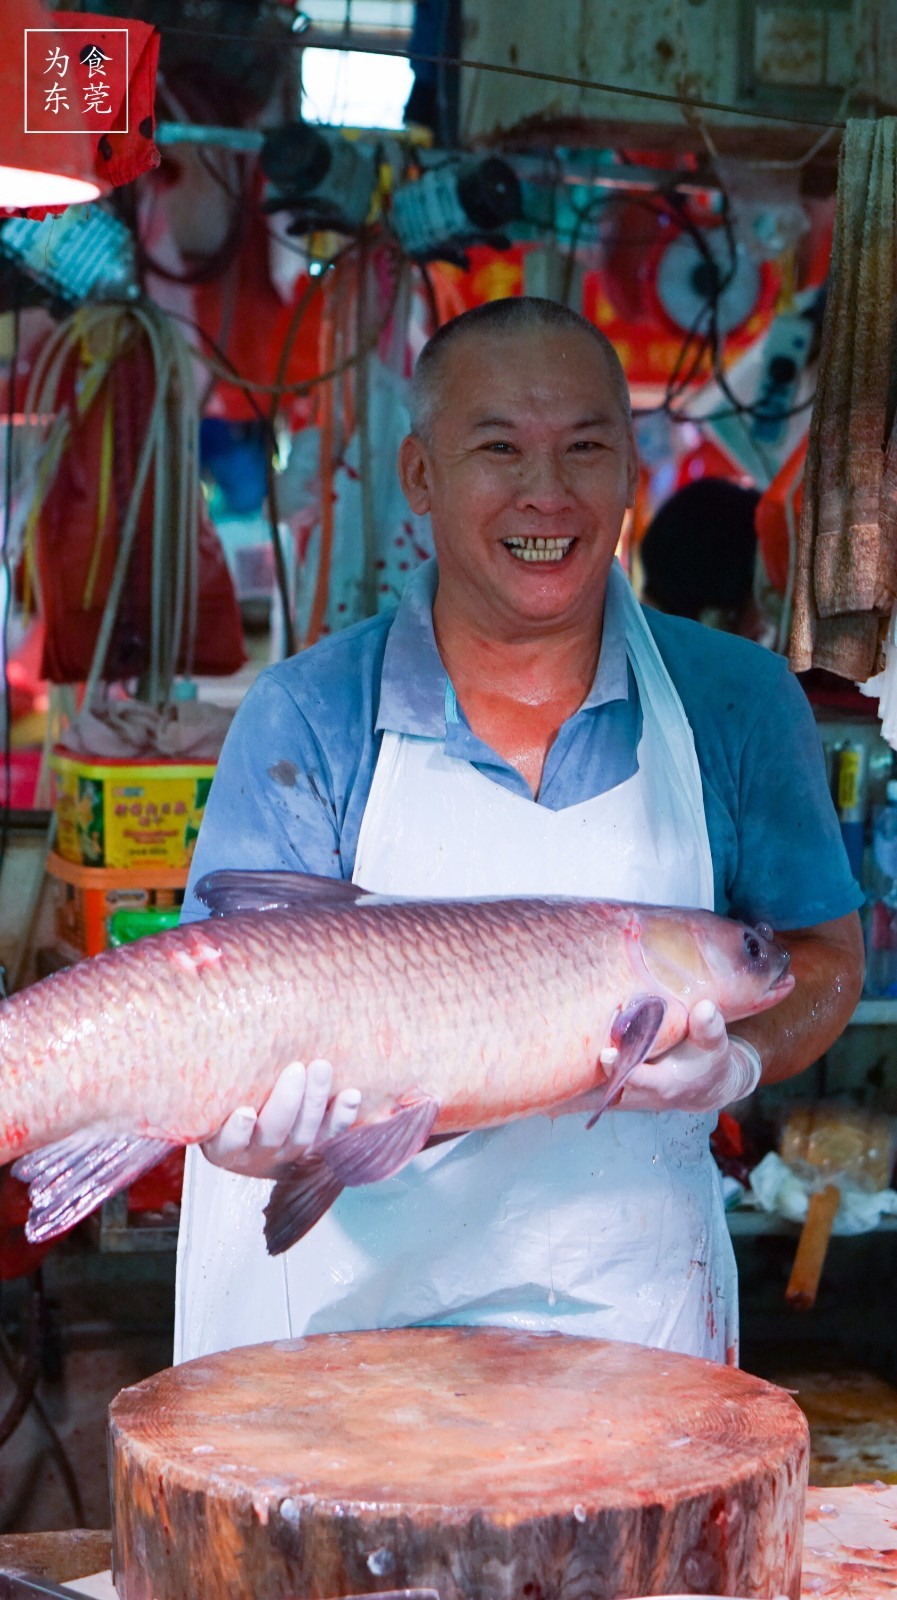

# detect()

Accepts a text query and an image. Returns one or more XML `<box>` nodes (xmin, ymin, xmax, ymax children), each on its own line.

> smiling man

<box><xmin>174</xmin><ymin>297</ymin><xmax>864</xmax><ymax>1367</ymax></box>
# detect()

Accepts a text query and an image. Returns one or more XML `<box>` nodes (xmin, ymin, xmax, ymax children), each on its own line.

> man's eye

<box><xmin>482</xmin><ymin>441</ymin><xmax>515</xmax><ymax>453</ymax></box>
<box><xmin>570</xmin><ymin>439</ymin><xmax>602</xmax><ymax>452</ymax></box>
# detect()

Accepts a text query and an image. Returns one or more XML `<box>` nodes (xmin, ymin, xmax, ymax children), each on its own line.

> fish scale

<box><xmin>0</xmin><ymin>873</ymin><xmax>793</xmax><ymax>1251</ymax></box>
<box><xmin>0</xmin><ymin>895</ymin><xmax>761</xmax><ymax>1153</ymax></box>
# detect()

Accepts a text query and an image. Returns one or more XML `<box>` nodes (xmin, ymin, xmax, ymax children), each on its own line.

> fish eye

<box><xmin>744</xmin><ymin>931</ymin><xmax>763</xmax><ymax>961</ymax></box>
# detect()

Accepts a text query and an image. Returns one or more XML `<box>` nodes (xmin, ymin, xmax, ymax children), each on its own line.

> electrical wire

<box><xmin>123</xmin><ymin>74</ymin><xmax>821</xmax><ymax>626</ymax></box>
<box><xmin>135</xmin><ymin>77</ymin><xmax>250</xmax><ymax>289</ymax></box>
<box><xmin>263</xmin><ymin>238</ymin><xmax>363</xmax><ymax>656</ymax></box>
<box><xmin>538</xmin><ymin>183</ymin><xmax>723</xmax><ymax>420</ymax></box>
<box><xmin>136</xmin><ymin>179</ymin><xmax>246</xmax><ymax>290</ymax></box>
<box><xmin>0</xmin><ymin>291</ymin><xmax>19</xmax><ymax>885</ymax></box>
<box><xmin>136</xmin><ymin>24</ymin><xmax>828</xmax><ymax>434</ymax></box>
<box><xmin>659</xmin><ymin>196</ymin><xmax>819</xmax><ymax>428</ymax></box>
<box><xmin>156</xmin><ymin>25</ymin><xmax>854</xmax><ymax>135</ymax></box>
<box><xmin>174</xmin><ymin>234</ymin><xmax>405</xmax><ymax>400</ymax></box>
<box><xmin>550</xmin><ymin>181</ymin><xmax>820</xmax><ymax>429</ymax></box>
<box><xmin>162</xmin><ymin>306</ymin><xmax>304</xmax><ymax>655</ymax></box>
<box><xmin>0</xmin><ymin>1310</ymin><xmax>37</xmax><ymax>1452</ymax></box>
<box><xmin>0</xmin><ymin>1278</ymin><xmax>85</xmax><ymax>1526</ymax></box>
<box><xmin>164</xmin><ymin>236</ymin><xmax>368</xmax><ymax>656</ymax></box>
<box><xmin>18</xmin><ymin>303</ymin><xmax>203</xmax><ymax>709</ymax></box>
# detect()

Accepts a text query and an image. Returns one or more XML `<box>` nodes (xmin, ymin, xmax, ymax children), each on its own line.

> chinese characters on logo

<box><xmin>25</xmin><ymin>30</ymin><xmax>128</xmax><ymax>134</ymax></box>
<box><xmin>43</xmin><ymin>41</ymin><xmax>113</xmax><ymax>117</ymax></box>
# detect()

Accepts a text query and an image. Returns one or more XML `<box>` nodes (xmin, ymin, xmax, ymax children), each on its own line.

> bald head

<box><xmin>409</xmin><ymin>297</ymin><xmax>632</xmax><ymax>445</ymax></box>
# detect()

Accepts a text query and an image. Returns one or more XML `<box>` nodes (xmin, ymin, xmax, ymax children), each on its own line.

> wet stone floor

<box><xmin>766</xmin><ymin>1369</ymin><xmax>897</xmax><ymax>1487</ymax></box>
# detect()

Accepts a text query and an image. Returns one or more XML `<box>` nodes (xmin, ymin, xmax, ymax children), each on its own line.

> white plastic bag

<box><xmin>747</xmin><ymin>1149</ymin><xmax>897</xmax><ymax>1233</ymax></box>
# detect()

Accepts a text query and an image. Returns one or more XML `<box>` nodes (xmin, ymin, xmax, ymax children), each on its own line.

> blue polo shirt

<box><xmin>183</xmin><ymin>560</ymin><xmax>862</xmax><ymax>932</ymax></box>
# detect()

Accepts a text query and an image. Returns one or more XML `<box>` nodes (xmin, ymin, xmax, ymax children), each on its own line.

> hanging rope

<box><xmin>17</xmin><ymin>300</ymin><xmax>202</xmax><ymax>710</ymax></box>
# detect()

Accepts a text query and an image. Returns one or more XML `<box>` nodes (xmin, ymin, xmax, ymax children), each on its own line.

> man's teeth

<box><xmin>503</xmin><ymin>537</ymin><xmax>574</xmax><ymax>563</ymax></box>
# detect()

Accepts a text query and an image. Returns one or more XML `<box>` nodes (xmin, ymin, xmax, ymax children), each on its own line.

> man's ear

<box><xmin>398</xmin><ymin>433</ymin><xmax>432</xmax><ymax>514</ymax></box>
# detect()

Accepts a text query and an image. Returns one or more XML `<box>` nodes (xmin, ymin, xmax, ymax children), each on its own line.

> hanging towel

<box><xmin>790</xmin><ymin>118</ymin><xmax>897</xmax><ymax>680</ymax></box>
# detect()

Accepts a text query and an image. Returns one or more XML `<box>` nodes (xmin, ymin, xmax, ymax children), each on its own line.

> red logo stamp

<box><xmin>24</xmin><ymin>27</ymin><xmax>128</xmax><ymax>135</ymax></box>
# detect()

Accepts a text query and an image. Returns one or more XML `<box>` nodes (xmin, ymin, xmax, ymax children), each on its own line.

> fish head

<box><xmin>636</xmin><ymin>910</ymin><xmax>794</xmax><ymax>1023</ymax></box>
<box><xmin>698</xmin><ymin>916</ymin><xmax>794</xmax><ymax>1018</ymax></box>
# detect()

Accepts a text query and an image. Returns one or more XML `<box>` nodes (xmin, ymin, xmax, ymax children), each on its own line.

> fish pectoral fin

<box><xmin>320</xmin><ymin>1096</ymin><xmax>441</xmax><ymax>1186</ymax></box>
<box><xmin>12</xmin><ymin>1131</ymin><xmax>177</xmax><ymax>1243</ymax></box>
<box><xmin>585</xmin><ymin>995</ymin><xmax>668</xmax><ymax>1130</ymax></box>
<box><xmin>264</xmin><ymin>1155</ymin><xmax>344</xmax><ymax>1255</ymax></box>
<box><xmin>195</xmin><ymin>869</ymin><xmax>365</xmax><ymax>917</ymax></box>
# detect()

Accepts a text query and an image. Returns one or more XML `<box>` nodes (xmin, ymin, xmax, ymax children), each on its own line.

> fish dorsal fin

<box><xmin>195</xmin><ymin>870</ymin><xmax>365</xmax><ymax>917</ymax></box>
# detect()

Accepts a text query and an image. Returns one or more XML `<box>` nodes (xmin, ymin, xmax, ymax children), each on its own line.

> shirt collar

<box><xmin>376</xmin><ymin>557</ymin><xmax>631</xmax><ymax>736</ymax></box>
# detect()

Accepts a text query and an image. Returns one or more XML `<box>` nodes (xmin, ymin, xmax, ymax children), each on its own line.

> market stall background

<box><xmin>0</xmin><ymin>0</ymin><xmax>895</xmax><ymax>1577</ymax></box>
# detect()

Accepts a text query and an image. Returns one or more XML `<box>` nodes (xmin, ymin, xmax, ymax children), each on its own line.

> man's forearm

<box><xmin>735</xmin><ymin>911</ymin><xmax>865</xmax><ymax>1086</ymax></box>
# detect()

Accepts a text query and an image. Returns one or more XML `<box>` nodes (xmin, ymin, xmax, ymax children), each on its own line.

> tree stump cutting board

<box><xmin>109</xmin><ymin>1329</ymin><xmax>808</xmax><ymax>1600</ymax></box>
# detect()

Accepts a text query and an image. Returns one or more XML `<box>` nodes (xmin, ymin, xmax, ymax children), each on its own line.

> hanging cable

<box><xmin>18</xmin><ymin>301</ymin><xmax>204</xmax><ymax>711</ymax></box>
<box><xmin>161</xmin><ymin>307</ymin><xmax>296</xmax><ymax>655</ymax></box>
<box><xmin>135</xmin><ymin>76</ymin><xmax>250</xmax><ymax>290</ymax></box>
<box><xmin>0</xmin><ymin>289</ymin><xmax>19</xmax><ymax>881</ymax></box>
<box><xmin>0</xmin><ymin>1276</ymin><xmax>85</xmax><ymax>1525</ymax></box>
<box><xmin>155</xmin><ymin>24</ymin><xmax>853</xmax><ymax>135</ymax></box>
<box><xmin>561</xmin><ymin>184</ymin><xmax>820</xmax><ymax>428</ymax></box>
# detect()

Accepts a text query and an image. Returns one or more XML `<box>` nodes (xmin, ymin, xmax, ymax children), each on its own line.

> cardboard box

<box><xmin>46</xmin><ymin>851</ymin><xmax>187</xmax><ymax>959</ymax></box>
<box><xmin>51</xmin><ymin>750</ymin><xmax>215</xmax><ymax>870</ymax></box>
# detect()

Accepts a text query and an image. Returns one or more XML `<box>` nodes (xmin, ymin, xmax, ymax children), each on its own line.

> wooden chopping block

<box><xmin>0</xmin><ymin>1531</ymin><xmax>111</xmax><ymax>1585</ymax></box>
<box><xmin>109</xmin><ymin>1328</ymin><xmax>809</xmax><ymax>1600</ymax></box>
<box><xmin>782</xmin><ymin>1106</ymin><xmax>896</xmax><ymax>1311</ymax></box>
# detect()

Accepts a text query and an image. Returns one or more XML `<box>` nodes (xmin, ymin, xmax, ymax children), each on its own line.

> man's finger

<box><xmin>203</xmin><ymin>1105</ymin><xmax>257</xmax><ymax>1163</ymax></box>
<box><xmin>320</xmin><ymin>1087</ymin><xmax>362</xmax><ymax>1142</ymax></box>
<box><xmin>688</xmin><ymin>999</ymin><xmax>726</xmax><ymax>1048</ymax></box>
<box><xmin>289</xmin><ymin>1057</ymin><xmax>334</xmax><ymax>1149</ymax></box>
<box><xmin>252</xmin><ymin>1062</ymin><xmax>309</xmax><ymax>1152</ymax></box>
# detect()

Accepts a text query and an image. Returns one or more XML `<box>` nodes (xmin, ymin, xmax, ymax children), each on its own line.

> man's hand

<box><xmin>617</xmin><ymin>999</ymin><xmax>762</xmax><ymax>1114</ymax></box>
<box><xmin>201</xmin><ymin>1060</ymin><xmax>361</xmax><ymax>1178</ymax></box>
<box><xmin>735</xmin><ymin>912</ymin><xmax>864</xmax><ymax>1085</ymax></box>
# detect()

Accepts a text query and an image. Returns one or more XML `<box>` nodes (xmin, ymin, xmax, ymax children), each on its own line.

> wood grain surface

<box><xmin>0</xmin><ymin>1530</ymin><xmax>111</xmax><ymax>1583</ymax></box>
<box><xmin>109</xmin><ymin>1329</ymin><xmax>808</xmax><ymax>1600</ymax></box>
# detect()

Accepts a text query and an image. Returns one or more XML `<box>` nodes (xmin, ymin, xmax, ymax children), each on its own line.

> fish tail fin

<box><xmin>264</xmin><ymin>1156</ymin><xmax>344</xmax><ymax>1256</ymax></box>
<box><xmin>586</xmin><ymin>996</ymin><xmax>667</xmax><ymax>1129</ymax></box>
<box><xmin>13</xmin><ymin>1131</ymin><xmax>177</xmax><ymax>1242</ymax></box>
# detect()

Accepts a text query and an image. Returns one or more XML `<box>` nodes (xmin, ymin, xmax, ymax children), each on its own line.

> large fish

<box><xmin>0</xmin><ymin>871</ymin><xmax>793</xmax><ymax>1254</ymax></box>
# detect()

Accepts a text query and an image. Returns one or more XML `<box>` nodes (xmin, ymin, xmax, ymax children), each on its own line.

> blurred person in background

<box><xmin>640</xmin><ymin>477</ymin><xmax>775</xmax><ymax>646</ymax></box>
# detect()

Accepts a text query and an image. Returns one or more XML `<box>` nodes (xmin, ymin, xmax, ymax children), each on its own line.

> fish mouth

<box><xmin>768</xmin><ymin>946</ymin><xmax>792</xmax><ymax>992</ymax></box>
<box><xmin>755</xmin><ymin>947</ymin><xmax>795</xmax><ymax>1011</ymax></box>
<box><xmin>502</xmin><ymin>536</ymin><xmax>576</xmax><ymax>565</ymax></box>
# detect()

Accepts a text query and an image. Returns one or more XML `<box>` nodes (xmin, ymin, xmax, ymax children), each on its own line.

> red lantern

<box><xmin>2</xmin><ymin>0</ymin><xmax>109</xmax><ymax>209</ymax></box>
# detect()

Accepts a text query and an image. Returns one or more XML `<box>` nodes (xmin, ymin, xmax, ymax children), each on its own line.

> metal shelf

<box><xmin>851</xmin><ymin>999</ymin><xmax>897</xmax><ymax>1024</ymax></box>
<box><xmin>727</xmin><ymin>1209</ymin><xmax>897</xmax><ymax>1236</ymax></box>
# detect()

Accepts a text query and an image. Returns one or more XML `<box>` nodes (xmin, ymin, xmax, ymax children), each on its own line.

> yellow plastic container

<box><xmin>51</xmin><ymin>750</ymin><xmax>216</xmax><ymax>870</ymax></box>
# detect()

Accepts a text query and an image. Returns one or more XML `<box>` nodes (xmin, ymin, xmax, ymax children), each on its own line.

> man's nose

<box><xmin>515</xmin><ymin>451</ymin><xmax>574</xmax><ymax>512</ymax></box>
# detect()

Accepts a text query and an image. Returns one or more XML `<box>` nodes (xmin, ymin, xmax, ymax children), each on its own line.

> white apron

<box><xmin>175</xmin><ymin>564</ymin><xmax>738</xmax><ymax>1366</ymax></box>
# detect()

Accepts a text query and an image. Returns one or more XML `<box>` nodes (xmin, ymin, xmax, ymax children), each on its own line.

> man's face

<box><xmin>399</xmin><ymin>328</ymin><xmax>638</xmax><ymax>637</ymax></box>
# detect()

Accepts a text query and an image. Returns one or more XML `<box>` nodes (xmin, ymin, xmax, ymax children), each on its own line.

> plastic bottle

<box><xmin>835</xmin><ymin>740</ymin><xmax>867</xmax><ymax>883</ymax></box>
<box><xmin>866</xmin><ymin>778</ymin><xmax>897</xmax><ymax>996</ymax></box>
